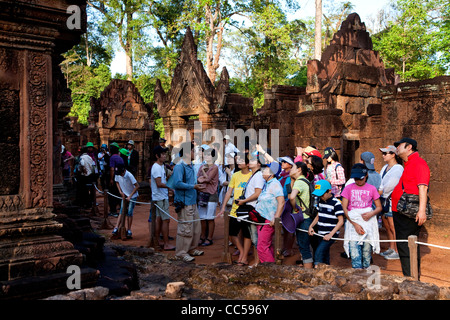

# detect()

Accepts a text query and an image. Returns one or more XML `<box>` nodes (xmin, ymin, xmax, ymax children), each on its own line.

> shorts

<box><xmin>384</xmin><ymin>211</ymin><xmax>393</xmax><ymax>218</ymax></box>
<box><xmin>229</xmin><ymin>215</ymin><xmax>251</xmax><ymax>239</ymax></box>
<box><xmin>119</xmin><ymin>197</ymin><xmax>137</xmax><ymax>217</ymax></box>
<box><xmin>154</xmin><ymin>199</ymin><xmax>170</xmax><ymax>221</ymax></box>
<box><xmin>198</xmin><ymin>201</ymin><xmax>218</xmax><ymax>220</ymax></box>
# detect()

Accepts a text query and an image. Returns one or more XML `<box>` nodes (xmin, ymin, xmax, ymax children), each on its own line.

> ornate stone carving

<box><xmin>155</xmin><ymin>27</ymin><xmax>254</xmax><ymax>145</ymax></box>
<box><xmin>28</xmin><ymin>51</ymin><xmax>49</xmax><ymax>208</ymax></box>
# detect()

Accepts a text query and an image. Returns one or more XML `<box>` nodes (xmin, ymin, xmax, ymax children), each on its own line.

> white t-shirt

<box><xmin>379</xmin><ymin>164</ymin><xmax>404</xmax><ymax>198</ymax></box>
<box><xmin>115</xmin><ymin>170</ymin><xmax>139</xmax><ymax>198</ymax></box>
<box><xmin>79</xmin><ymin>154</ymin><xmax>95</xmax><ymax>176</ymax></box>
<box><xmin>244</xmin><ymin>170</ymin><xmax>265</xmax><ymax>208</ymax></box>
<box><xmin>151</xmin><ymin>163</ymin><xmax>169</xmax><ymax>201</ymax></box>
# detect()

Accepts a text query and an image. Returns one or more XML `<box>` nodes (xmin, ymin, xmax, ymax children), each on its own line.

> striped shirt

<box><xmin>317</xmin><ymin>196</ymin><xmax>344</xmax><ymax>236</ymax></box>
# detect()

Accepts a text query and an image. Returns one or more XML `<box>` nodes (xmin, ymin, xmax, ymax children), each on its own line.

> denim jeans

<box><xmin>314</xmin><ymin>238</ymin><xmax>335</xmax><ymax>265</ymax></box>
<box><xmin>349</xmin><ymin>240</ymin><xmax>372</xmax><ymax>269</ymax></box>
<box><xmin>119</xmin><ymin>198</ymin><xmax>137</xmax><ymax>217</ymax></box>
<box><xmin>296</xmin><ymin>218</ymin><xmax>313</xmax><ymax>264</ymax></box>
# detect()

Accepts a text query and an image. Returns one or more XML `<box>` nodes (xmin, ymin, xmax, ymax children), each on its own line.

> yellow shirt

<box><xmin>228</xmin><ymin>170</ymin><xmax>252</xmax><ymax>217</ymax></box>
<box><xmin>293</xmin><ymin>175</ymin><xmax>311</xmax><ymax>219</ymax></box>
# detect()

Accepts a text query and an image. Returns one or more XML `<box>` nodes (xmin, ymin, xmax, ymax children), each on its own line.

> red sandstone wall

<box><xmin>375</xmin><ymin>76</ymin><xmax>450</xmax><ymax>222</ymax></box>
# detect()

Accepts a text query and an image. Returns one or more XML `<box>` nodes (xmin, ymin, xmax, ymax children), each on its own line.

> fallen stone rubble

<box><xmin>44</xmin><ymin>244</ymin><xmax>450</xmax><ymax>301</ymax></box>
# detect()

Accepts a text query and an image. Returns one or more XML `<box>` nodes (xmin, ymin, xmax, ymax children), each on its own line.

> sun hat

<box><xmin>277</xmin><ymin>156</ymin><xmax>294</xmax><ymax>166</ymax></box>
<box><xmin>110</xmin><ymin>142</ymin><xmax>120</xmax><ymax>148</ymax></box>
<box><xmin>119</xmin><ymin>148</ymin><xmax>130</xmax><ymax>156</ymax></box>
<box><xmin>86</xmin><ymin>142</ymin><xmax>94</xmax><ymax>147</ymax></box>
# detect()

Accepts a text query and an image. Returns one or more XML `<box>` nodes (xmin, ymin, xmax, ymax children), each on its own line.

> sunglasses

<box><xmin>382</xmin><ymin>152</ymin><xmax>395</xmax><ymax>156</ymax></box>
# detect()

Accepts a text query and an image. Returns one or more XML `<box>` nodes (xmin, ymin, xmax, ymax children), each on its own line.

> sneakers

<box><xmin>126</xmin><ymin>230</ymin><xmax>132</xmax><ymax>238</ymax></box>
<box><xmin>175</xmin><ymin>254</ymin><xmax>195</xmax><ymax>262</ymax></box>
<box><xmin>189</xmin><ymin>249</ymin><xmax>204</xmax><ymax>256</ymax></box>
<box><xmin>112</xmin><ymin>227</ymin><xmax>118</xmax><ymax>235</ymax></box>
<box><xmin>380</xmin><ymin>248</ymin><xmax>394</xmax><ymax>257</ymax></box>
<box><xmin>384</xmin><ymin>251</ymin><xmax>400</xmax><ymax>260</ymax></box>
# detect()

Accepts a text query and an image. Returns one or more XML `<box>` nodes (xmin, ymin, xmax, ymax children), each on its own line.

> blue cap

<box><xmin>350</xmin><ymin>163</ymin><xmax>368</xmax><ymax>179</ymax></box>
<box><xmin>360</xmin><ymin>151</ymin><xmax>375</xmax><ymax>170</ymax></box>
<box><xmin>312</xmin><ymin>180</ymin><xmax>332</xmax><ymax>196</ymax></box>
<box><xmin>268</xmin><ymin>162</ymin><xmax>282</xmax><ymax>177</ymax></box>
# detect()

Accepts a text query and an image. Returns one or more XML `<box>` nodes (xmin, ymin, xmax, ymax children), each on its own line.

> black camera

<box><xmin>235</xmin><ymin>194</ymin><xmax>245</xmax><ymax>205</ymax></box>
<box><xmin>174</xmin><ymin>200</ymin><xmax>185</xmax><ymax>213</ymax></box>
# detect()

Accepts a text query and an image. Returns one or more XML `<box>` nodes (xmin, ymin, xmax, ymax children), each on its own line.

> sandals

<box><xmin>198</xmin><ymin>237</ymin><xmax>205</xmax><ymax>246</ymax></box>
<box><xmin>236</xmin><ymin>261</ymin><xmax>248</xmax><ymax>266</ymax></box>
<box><xmin>202</xmin><ymin>239</ymin><xmax>213</xmax><ymax>246</ymax></box>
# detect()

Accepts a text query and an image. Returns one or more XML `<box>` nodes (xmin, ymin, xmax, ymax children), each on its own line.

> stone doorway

<box><xmin>342</xmin><ymin>139</ymin><xmax>360</xmax><ymax>179</ymax></box>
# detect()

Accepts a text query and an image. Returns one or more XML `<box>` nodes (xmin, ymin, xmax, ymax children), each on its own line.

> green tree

<box><xmin>61</xmin><ymin>8</ymin><xmax>113</xmax><ymax>125</ymax></box>
<box><xmin>372</xmin><ymin>0</ymin><xmax>448</xmax><ymax>81</ymax></box>
<box><xmin>88</xmin><ymin>0</ymin><xmax>151</xmax><ymax>80</ymax></box>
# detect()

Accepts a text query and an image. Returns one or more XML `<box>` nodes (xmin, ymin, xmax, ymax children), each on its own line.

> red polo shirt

<box><xmin>391</xmin><ymin>152</ymin><xmax>430</xmax><ymax>211</ymax></box>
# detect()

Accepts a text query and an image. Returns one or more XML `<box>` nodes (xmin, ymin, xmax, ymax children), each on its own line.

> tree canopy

<box><xmin>61</xmin><ymin>0</ymin><xmax>450</xmax><ymax>132</ymax></box>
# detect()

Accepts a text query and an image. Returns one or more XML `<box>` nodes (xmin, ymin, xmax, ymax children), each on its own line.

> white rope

<box><xmin>93</xmin><ymin>184</ymin><xmax>450</xmax><ymax>250</ymax></box>
<box><xmin>416</xmin><ymin>241</ymin><xmax>450</xmax><ymax>250</ymax></box>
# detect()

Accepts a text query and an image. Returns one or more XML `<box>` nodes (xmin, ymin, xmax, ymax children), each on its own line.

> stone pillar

<box><xmin>0</xmin><ymin>0</ymin><xmax>98</xmax><ymax>299</ymax></box>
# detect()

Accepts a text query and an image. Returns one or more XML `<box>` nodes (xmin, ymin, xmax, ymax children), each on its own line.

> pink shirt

<box><xmin>197</xmin><ymin>164</ymin><xmax>219</xmax><ymax>195</ymax></box>
<box><xmin>341</xmin><ymin>182</ymin><xmax>380</xmax><ymax>211</ymax></box>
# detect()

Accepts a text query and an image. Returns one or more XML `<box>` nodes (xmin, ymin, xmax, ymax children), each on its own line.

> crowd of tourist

<box><xmin>62</xmin><ymin>135</ymin><xmax>430</xmax><ymax>279</ymax></box>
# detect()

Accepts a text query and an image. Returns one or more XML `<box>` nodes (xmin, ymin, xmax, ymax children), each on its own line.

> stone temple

<box><xmin>0</xmin><ymin>1</ymin><xmax>448</xmax><ymax>299</ymax></box>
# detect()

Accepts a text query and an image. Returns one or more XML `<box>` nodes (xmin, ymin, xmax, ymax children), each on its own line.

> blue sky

<box><xmin>110</xmin><ymin>0</ymin><xmax>392</xmax><ymax>75</ymax></box>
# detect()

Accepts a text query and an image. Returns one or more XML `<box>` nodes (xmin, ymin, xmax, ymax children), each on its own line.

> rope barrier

<box><xmin>93</xmin><ymin>184</ymin><xmax>450</xmax><ymax>250</ymax></box>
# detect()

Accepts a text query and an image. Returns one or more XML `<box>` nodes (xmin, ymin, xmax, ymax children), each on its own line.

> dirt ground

<box><xmin>94</xmin><ymin>194</ymin><xmax>450</xmax><ymax>289</ymax></box>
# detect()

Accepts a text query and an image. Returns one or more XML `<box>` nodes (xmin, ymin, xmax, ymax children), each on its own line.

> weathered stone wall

<box><xmin>256</xmin><ymin>86</ymin><xmax>306</xmax><ymax>158</ymax></box>
<box><xmin>376</xmin><ymin>76</ymin><xmax>450</xmax><ymax>222</ymax></box>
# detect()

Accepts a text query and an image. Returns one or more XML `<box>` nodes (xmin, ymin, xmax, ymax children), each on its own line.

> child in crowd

<box><xmin>341</xmin><ymin>163</ymin><xmax>382</xmax><ymax>269</ymax></box>
<box><xmin>308</xmin><ymin>180</ymin><xmax>344</xmax><ymax>266</ymax></box>
<box><xmin>112</xmin><ymin>163</ymin><xmax>140</xmax><ymax>239</ymax></box>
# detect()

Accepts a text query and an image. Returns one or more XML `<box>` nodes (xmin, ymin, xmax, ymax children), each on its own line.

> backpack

<box><xmin>296</xmin><ymin>177</ymin><xmax>318</xmax><ymax>219</ymax></box>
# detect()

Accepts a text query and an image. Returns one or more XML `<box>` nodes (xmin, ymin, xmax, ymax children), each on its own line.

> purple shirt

<box><xmin>109</xmin><ymin>154</ymin><xmax>124</xmax><ymax>170</ymax></box>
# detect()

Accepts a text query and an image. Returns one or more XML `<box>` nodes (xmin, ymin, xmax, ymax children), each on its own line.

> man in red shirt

<box><xmin>391</xmin><ymin>137</ymin><xmax>430</xmax><ymax>278</ymax></box>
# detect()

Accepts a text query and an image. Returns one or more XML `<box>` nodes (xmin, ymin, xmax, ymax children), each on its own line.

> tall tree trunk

<box><xmin>205</xmin><ymin>4</ymin><xmax>216</xmax><ymax>84</ymax></box>
<box><xmin>314</xmin><ymin>0</ymin><xmax>322</xmax><ymax>60</ymax></box>
<box><xmin>125</xmin><ymin>10</ymin><xmax>133</xmax><ymax>81</ymax></box>
<box><xmin>125</xmin><ymin>50</ymin><xmax>133</xmax><ymax>81</ymax></box>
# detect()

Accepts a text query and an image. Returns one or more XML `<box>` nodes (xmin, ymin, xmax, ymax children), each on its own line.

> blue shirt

<box><xmin>172</xmin><ymin>160</ymin><xmax>197</xmax><ymax>206</ymax></box>
<box><xmin>255</xmin><ymin>178</ymin><xmax>284</xmax><ymax>221</ymax></box>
